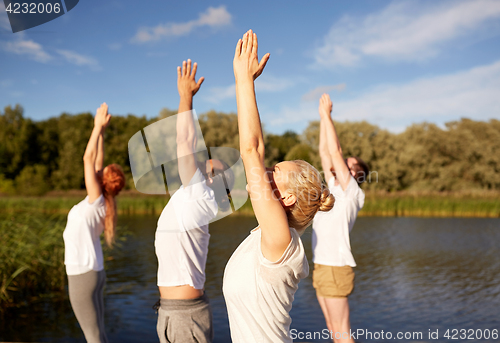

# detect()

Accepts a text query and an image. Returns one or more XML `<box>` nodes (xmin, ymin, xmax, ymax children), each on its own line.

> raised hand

<box><xmin>177</xmin><ymin>59</ymin><xmax>204</xmax><ymax>98</ymax></box>
<box><xmin>319</xmin><ymin>93</ymin><xmax>333</xmax><ymax>119</ymax></box>
<box><xmin>95</xmin><ymin>103</ymin><xmax>111</xmax><ymax>129</ymax></box>
<box><xmin>233</xmin><ymin>29</ymin><xmax>270</xmax><ymax>82</ymax></box>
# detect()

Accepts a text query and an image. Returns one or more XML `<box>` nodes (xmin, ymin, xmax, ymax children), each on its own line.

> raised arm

<box><xmin>319</xmin><ymin>94</ymin><xmax>351</xmax><ymax>191</ymax></box>
<box><xmin>83</xmin><ymin>103</ymin><xmax>110</xmax><ymax>203</ymax></box>
<box><xmin>234</xmin><ymin>30</ymin><xmax>291</xmax><ymax>262</ymax></box>
<box><xmin>95</xmin><ymin>131</ymin><xmax>104</xmax><ymax>175</ymax></box>
<box><xmin>319</xmin><ymin>110</ymin><xmax>334</xmax><ymax>183</ymax></box>
<box><xmin>176</xmin><ymin>59</ymin><xmax>204</xmax><ymax>187</ymax></box>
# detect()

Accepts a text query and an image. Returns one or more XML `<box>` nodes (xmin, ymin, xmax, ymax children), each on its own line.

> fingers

<box><xmin>182</xmin><ymin>60</ymin><xmax>186</xmax><ymax>76</ymax></box>
<box><xmin>255</xmin><ymin>53</ymin><xmax>270</xmax><ymax>79</ymax></box>
<box><xmin>234</xmin><ymin>39</ymin><xmax>242</xmax><ymax>58</ymax></box>
<box><xmin>186</xmin><ymin>59</ymin><xmax>192</xmax><ymax>76</ymax></box>
<box><xmin>197</xmin><ymin>77</ymin><xmax>205</xmax><ymax>88</ymax></box>
<box><xmin>251</xmin><ymin>32</ymin><xmax>258</xmax><ymax>56</ymax></box>
<box><xmin>177</xmin><ymin>66</ymin><xmax>181</xmax><ymax>78</ymax></box>
<box><xmin>246</xmin><ymin>30</ymin><xmax>253</xmax><ymax>53</ymax></box>
<box><xmin>242</xmin><ymin>30</ymin><xmax>248</xmax><ymax>53</ymax></box>
<box><xmin>191</xmin><ymin>61</ymin><xmax>197</xmax><ymax>77</ymax></box>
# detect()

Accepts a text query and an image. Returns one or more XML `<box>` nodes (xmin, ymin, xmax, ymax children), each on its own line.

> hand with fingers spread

<box><xmin>95</xmin><ymin>102</ymin><xmax>111</xmax><ymax>129</ymax></box>
<box><xmin>319</xmin><ymin>93</ymin><xmax>333</xmax><ymax>119</ymax></box>
<box><xmin>177</xmin><ymin>59</ymin><xmax>205</xmax><ymax>98</ymax></box>
<box><xmin>233</xmin><ymin>29</ymin><xmax>270</xmax><ymax>82</ymax></box>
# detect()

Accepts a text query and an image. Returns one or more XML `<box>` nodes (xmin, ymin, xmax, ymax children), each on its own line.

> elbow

<box><xmin>83</xmin><ymin>153</ymin><xmax>94</xmax><ymax>163</ymax></box>
<box><xmin>240</xmin><ymin>143</ymin><xmax>264</xmax><ymax>160</ymax></box>
<box><xmin>176</xmin><ymin>131</ymin><xmax>196</xmax><ymax>146</ymax></box>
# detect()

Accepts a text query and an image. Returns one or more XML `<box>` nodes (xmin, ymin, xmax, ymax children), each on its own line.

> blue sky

<box><xmin>1</xmin><ymin>0</ymin><xmax>500</xmax><ymax>133</ymax></box>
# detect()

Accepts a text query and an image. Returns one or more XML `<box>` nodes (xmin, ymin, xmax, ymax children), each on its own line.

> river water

<box><xmin>2</xmin><ymin>216</ymin><xmax>500</xmax><ymax>342</ymax></box>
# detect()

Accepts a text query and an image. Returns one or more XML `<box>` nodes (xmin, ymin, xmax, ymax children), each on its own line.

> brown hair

<box><xmin>285</xmin><ymin>160</ymin><xmax>335</xmax><ymax>233</ymax></box>
<box><xmin>210</xmin><ymin>159</ymin><xmax>235</xmax><ymax>212</ymax></box>
<box><xmin>101</xmin><ymin>164</ymin><xmax>126</xmax><ymax>247</ymax></box>
<box><xmin>351</xmin><ymin>156</ymin><xmax>369</xmax><ymax>185</ymax></box>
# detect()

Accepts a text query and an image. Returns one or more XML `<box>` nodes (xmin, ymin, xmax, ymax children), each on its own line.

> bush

<box><xmin>0</xmin><ymin>174</ymin><xmax>15</xmax><ymax>195</ymax></box>
<box><xmin>15</xmin><ymin>164</ymin><xmax>50</xmax><ymax>196</ymax></box>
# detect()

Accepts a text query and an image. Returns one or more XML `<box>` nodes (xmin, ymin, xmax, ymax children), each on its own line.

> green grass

<box><xmin>0</xmin><ymin>213</ymin><xmax>66</xmax><ymax>308</ymax></box>
<box><xmin>361</xmin><ymin>192</ymin><xmax>500</xmax><ymax>217</ymax></box>
<box><xmin>0</xmin><ymin>190</ymin><xmax>499</xmax><ymax>217</ymax></box>
<box><xmin>0</xmin><ymin>212</ymin><xmax>130</xmax><ymax>309</ymax></box>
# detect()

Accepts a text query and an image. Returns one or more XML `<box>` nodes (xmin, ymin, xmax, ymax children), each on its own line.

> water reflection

<box><xmin>1</xmin><ymin>217</ymin><xmax>499</xmax><ymax>342</ymax></box>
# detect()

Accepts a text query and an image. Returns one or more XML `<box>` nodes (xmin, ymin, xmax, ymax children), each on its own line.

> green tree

<box><xmin>15</xmin><ymin>164</ymin><xmax>50</xmax><ymax>195</ymax></box>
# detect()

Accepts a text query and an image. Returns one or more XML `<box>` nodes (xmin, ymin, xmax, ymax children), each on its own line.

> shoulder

<box><xmin>181</xmin><ymin>168</ymin><xmax>213</xmax><ymax>200</ymax></box>
<box><xmin>259</xmin><ymin>228</ymin><xmax>305</xmax><ymax>268</ymax></box>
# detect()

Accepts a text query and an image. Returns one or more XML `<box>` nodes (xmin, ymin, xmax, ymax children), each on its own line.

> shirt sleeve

<box><xmin>328</xmin><ymin>176</ymin><xmax>365</xmax><ymax>210</ymax></box>
<box><xmin>82</xmin><ymin>195</ymin><xmax>106</xmax><ymax>236</ymax></box>
<box><xmin>175</xmin><ymin>168</ymin><xmax>218</xmax><ymax>232</ymax></box>
<box><xmin>258</xmin><ymin>229</ymin><xmax>309</xmax><ymax>283</ymax></box>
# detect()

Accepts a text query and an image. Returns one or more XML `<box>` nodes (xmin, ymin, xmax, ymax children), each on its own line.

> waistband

<box><xmin>159</xmin><ymin>293</ymin><xmax>209</xmax><ymax>311</ymax></box>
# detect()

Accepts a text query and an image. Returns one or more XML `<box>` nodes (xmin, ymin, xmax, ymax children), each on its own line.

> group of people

<box><xmin>62</xmin><ymin>30</ymin><xmax>368</xmax><ymax>343</ymax></box>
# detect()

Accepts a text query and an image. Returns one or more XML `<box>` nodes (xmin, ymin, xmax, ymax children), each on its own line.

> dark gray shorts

<box><xmin>156</xmin><ymin>293</ymin><xmax>213</xmax><ymax>343</ymax></box>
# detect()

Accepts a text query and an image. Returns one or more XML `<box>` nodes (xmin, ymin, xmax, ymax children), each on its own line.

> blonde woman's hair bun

<box><xmin>319</xmin><ymin>187</ymin><xmax>335</xmax><ymax>212</ymax></box>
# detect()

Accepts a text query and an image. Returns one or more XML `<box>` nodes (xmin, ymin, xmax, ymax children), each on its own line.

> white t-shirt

<box><xmin>63</xmin><ymin>195</ymin><xmax>107</xmax><ymax>275</ymax></box>
<box><xmin>223</xmin><ymin>227</ymin><xmax>309</xmax><ymax>343</ymax></box>
<box><xmin>155</xmin><ymin>168</ymin><xmax>218</xmax><ymax>289</ymax></box>
<box><xmin>312</xmin><ymin>175</ymin><xmax>365</xmax><ymax>267</ymax></box>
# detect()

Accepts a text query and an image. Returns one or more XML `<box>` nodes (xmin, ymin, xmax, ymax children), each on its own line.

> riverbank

<box><xmin>0</xmin><ymin>212</ymin><xmax>129</xmax><ymax>309</ymax></box>
<box><xmin>1</xmin><ymin>190</ymin><xmax>499</xmax><ymax>217</ymax></box>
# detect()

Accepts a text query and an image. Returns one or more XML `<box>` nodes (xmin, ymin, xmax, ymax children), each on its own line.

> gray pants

<box><xmin>156</xmin><ymin>293</ymin><xmax>213</xmax><ymax>343</ymax></box>
<box><xmin>68</xmin><ymin>270</ymin><xmax>108</xmax><ymax>343</ymax></box>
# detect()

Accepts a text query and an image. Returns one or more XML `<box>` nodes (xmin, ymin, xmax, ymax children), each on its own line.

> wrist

<box><xmin>179</xmin><ymin>97</ymin><xmax>193</xmax><ymax>111</ymax></box>
<box><xmin>235</xmin><ymin>73</ymin><xmax>254</xmax><ymax>84</ymax></box>
<box><xmin>179</xmin><ymin>92</ymin><xmax>194</xmax><ymax>101</ymax></box>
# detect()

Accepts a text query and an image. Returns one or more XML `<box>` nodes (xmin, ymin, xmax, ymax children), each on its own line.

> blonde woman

<box><xmin>63</xmin><ymin>103</ymin><xmax>125</xmax><ymax>343</ymax></box>
<box><xmin>223</xmin><ymin>30</ymin><xmax>335</xmax><ymax>343</ymax></box>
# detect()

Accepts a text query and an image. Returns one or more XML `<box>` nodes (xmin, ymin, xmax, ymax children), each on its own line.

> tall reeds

<box><xmin>0</xmin><ymin>214</ymin><xmax>66</xmax><ymax>307</ymax></box>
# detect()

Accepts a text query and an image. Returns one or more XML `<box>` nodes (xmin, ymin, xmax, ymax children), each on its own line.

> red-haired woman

<box><xmin>63</xmin><ymin>103</ymin><xmax>125</xmax><ymax>343</ymax></box>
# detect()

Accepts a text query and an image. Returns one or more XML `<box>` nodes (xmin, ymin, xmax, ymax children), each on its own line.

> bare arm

<box><xmin>234</xmin><ymin>30</ymin><xmax>290</xmax><ymax>262</ymax></box>
<box><xmin>95</xmin><ymin>132</ymin><xmax>104</xmax><ymax>175</ymax></box>
<box><xmin>176</xmin><ymin>59</ymin><xmax>204</xmax><ymax>187</ymax></box>
<box><xmin>319</xmin><ymin>94</ymin><xmax>351</xmax><ymax>191</ymax></box>
<box><xmin>319</xmin><ymin>113</ymin><xmax>334</xmax><ymax>183</ymax></box>
<box><xmin>84</xmin><ymin>103</ymin><xmax>110</xmax><ymax>203</ymax></box>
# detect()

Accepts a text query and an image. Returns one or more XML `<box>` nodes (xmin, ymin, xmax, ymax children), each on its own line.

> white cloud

<box><xmin>255</xmin><ymin>75</ymin><xmax>295</xmax><ymax>93</ymax></box>
<box><xmin>108</xmin><ymin>43</ymin><xmax>122</xmax><ymax>51</ymax></box>
<box><xmin>204</xmin><ymin>84</ymin><xmax>235</xmax><ymax>104</ymax></box>
<box><xmin>56</xmin><ymin>49</ymin><xmax>101</xmax><ymax>70</ymax></box>
<box><xmin>203</xmin><ymin>75</ymin><xmax>295</xmax><ymax>104</ymax></box>
<box><xmin>270</xmin><ymin>60</ymin><xmax>500</xmax><ymax>131</ymax></box>
<box><xmin>4</xmin><ymin>37</ymin><xmax>52</xmax><ymax>62</ymax></box>
<box><xmin>314</xmin><ymin>0</ymin><xmax>500</xmax><ymax>68</ymax></box>
<box><xmin>0</xmin><ymin>2</ymin><xmax>11</xmax><ymax>31</ymax></box>
<box><xmin>302</xmin><ymin>84</ymin><xmax>346</xmax><ymax>102</ymax></box>
<box><xmin>131</xmin><ymin>6</ymin><xmax>231</xmax><ymax>43</ymax></box>
<box><xmin>0</xmin><ymin>79</ymin><xmax>13</xmax><ymax>88</ymax></box>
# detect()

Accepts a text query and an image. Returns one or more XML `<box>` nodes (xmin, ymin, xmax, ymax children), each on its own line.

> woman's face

<box><xmin>268</xmin><ymin>161</ymin><xmax>299</xmax><ymax>206</ymax></box>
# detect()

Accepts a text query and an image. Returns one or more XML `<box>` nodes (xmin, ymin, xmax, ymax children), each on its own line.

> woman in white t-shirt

<box><xmin>222</xmin><ymin>30</ymin><xmax>335</xmax><ymax>343</ymax></box>
<box><xmin>154</xmin><ymin>60</ymin><xmax>235</xmax><ymax>343</ymax></box>
<box><xmin>63</xmin><ymin>103</ymin><xmax>125</xmax><ymax>343</ymax></box>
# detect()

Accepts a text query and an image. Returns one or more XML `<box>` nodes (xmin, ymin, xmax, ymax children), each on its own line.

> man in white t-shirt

<box><xmin>312</xmin><ymin>93</ymin><xmax>368</xmax><ymax>343</ymax></box>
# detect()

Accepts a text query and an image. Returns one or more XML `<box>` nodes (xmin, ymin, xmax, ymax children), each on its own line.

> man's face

<box><xmin>346</xmin><ymin>157</ymin><xmax>358</xmax><ymax>178</ymax></box>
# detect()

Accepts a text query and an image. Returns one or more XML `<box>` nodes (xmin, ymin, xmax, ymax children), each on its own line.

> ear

<box><xmin>282</xmin><ymin>192</ymin><xmax>297</xmax><ymax>207</ymax></box>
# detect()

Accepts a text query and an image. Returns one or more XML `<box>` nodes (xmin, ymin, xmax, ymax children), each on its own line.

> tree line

<box><xmin>1</xmin><ymin>104</ymin><xmax>499</xmax><ymax>195</ymax></box>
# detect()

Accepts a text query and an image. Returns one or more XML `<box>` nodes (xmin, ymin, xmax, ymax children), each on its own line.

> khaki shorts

<box><xmin>312</xmin><ymin>264</ymin><xmax>355</xmax><ymax>298</ymax></box>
